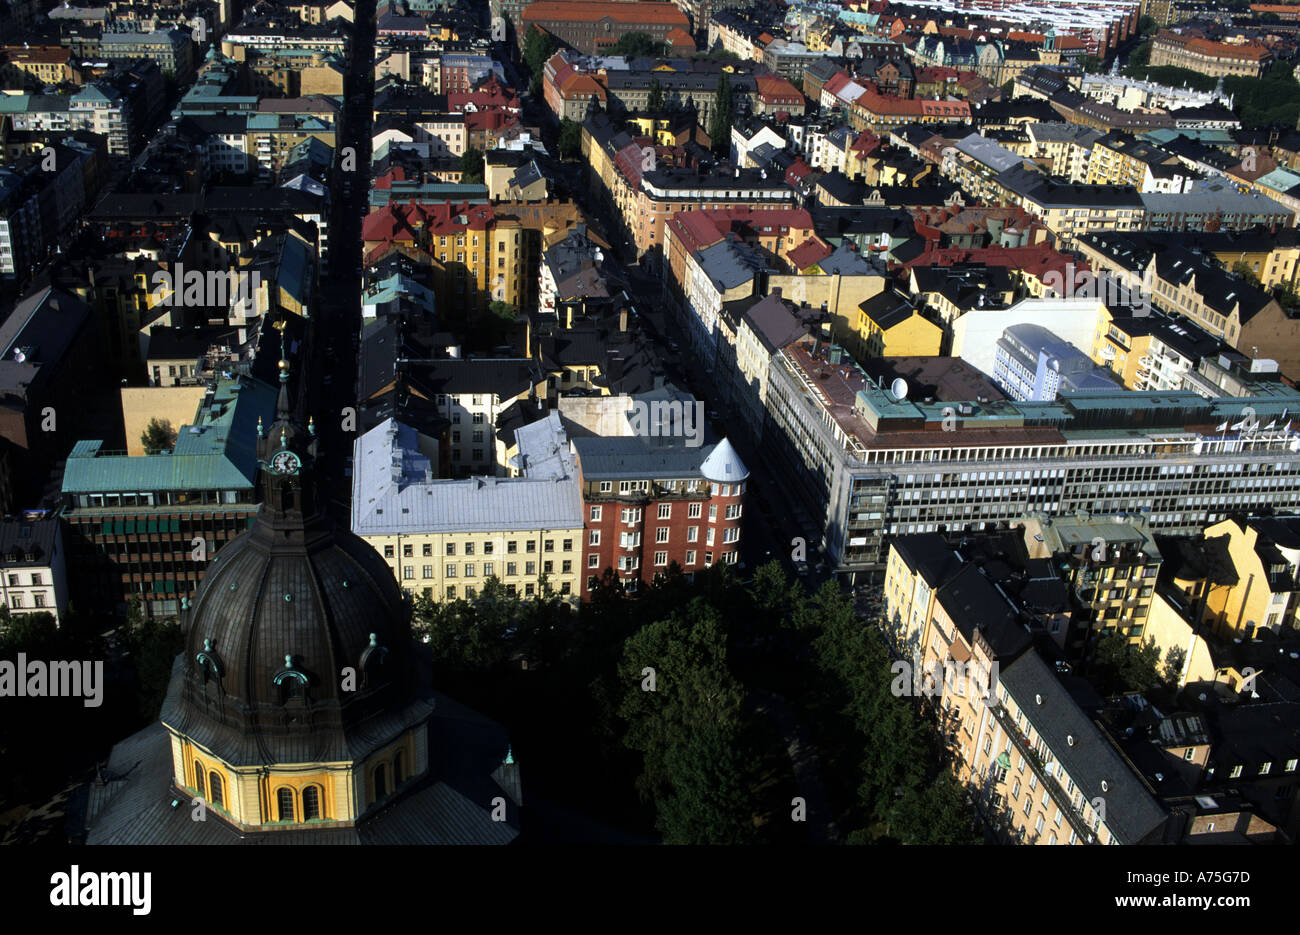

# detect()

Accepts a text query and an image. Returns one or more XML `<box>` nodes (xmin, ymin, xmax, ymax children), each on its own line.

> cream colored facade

<box><xmin>121</xmin><ymin>386</ymin><xmax>208</xmax><ymax>455</ymax></box>
<box><xmin>359</xmin><ymin>527</ymin><xmax>583</xmax><ymax>604</ymax></box>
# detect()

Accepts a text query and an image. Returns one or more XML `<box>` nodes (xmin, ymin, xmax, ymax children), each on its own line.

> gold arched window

<box><xmin>193</xmin><ymin>761</ymin><xmax>205</xmax><ymax>798</ymax></box>
<box><xmin>209</xmin><ymin>772</ymin><xmax>224</xmax><ymax>808</ymax></box>
<box><xmin>303</xmin><ymin>785</ymin><xmax>322</xmax><ymax>821</ymax></box>
<box><xmin>276</xmin><ymin>787</ymin><xmax>295</xmax><ymax>822</ymax></box>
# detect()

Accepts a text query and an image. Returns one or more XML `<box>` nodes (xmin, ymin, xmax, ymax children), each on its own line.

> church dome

<box><xmin>163</xmin><ymin>352</ymin><xmax>428</xmax><ymax>767</ymax></box>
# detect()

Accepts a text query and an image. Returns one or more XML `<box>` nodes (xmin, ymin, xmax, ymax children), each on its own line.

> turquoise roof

<box><xmin>62</xmin><ymin>376</ymin><xmax>277</xmax><ymax>494</ymax></box>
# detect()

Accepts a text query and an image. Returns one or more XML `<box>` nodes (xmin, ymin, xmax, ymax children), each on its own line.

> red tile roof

<box><xmin>787</xmin><ymin>236</ymin><xmax>833</xmax><ymax>270</ymax></box>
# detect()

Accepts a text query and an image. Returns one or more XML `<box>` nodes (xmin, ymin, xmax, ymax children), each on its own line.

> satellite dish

<box><xmin>890</xmin><ymin>377</ymin><xmax>908</xmax><ymax>400</ymax></box>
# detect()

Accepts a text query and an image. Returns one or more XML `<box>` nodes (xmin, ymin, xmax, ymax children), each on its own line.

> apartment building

<box><xmin>883</xmin><ymin>528</ymin><xmax>1168</xmax><ymax>843</ymax></box>
<box><xmin>1078</xmin><ymin>231</ymin><xmax>1300</xmax><ymax>377</ymax></box>
<box><xmin>97</xmin><ymin>29</ymin><xmax>196</xmax><ymax>81</ymax></box>
<box><xmin>995</xmin><ymin>165</ymin><xmax>1145</xmax><ymax>248</ymax></box>
<box><xmin>351</xmin><ymin>419</ymin><xmax>584</xmax><ymax>604</ymax></box>
<box><xmin>1196</xmin><ymin>515</ymin><xmax>1300</xmax><ymax>637</ymax></box>
<box><xmin>1149</xmin><ymin>30</ymin><xmax>1270</xmax><ymax>78</ymax></box>
<box><xmin>0</xmin><ymin>514</ymin><xmax>70</xmax><ymax>624</ymax></box>
<box><xmin>572</xmin><ymin>434</ymin><xmax>747</xmax><ymax>597</ymax></box>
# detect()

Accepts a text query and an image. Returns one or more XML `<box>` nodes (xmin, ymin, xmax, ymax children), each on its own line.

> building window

<box><xmin>374</xmin><ymin>764</ymin><xmax>388</xmax><ymax>801</ymax></box>
<box><xmin>277</xmin><ymin>787</ymin><xmax>295</xmax><ymax>821</ymax></box>
<box><xmin>446</xmin><ymin>564</ymin><xmax>457</xmax><ymax>577</ymax></box>
<box><xmin>589</xmin><ymin>554</ymin><xmax>600</xmax><ymax>568</ymax></box>
<box><xmin>403</xmin><ymin>544</ymin><xmax>413</xmax><ymax>558</ymax></box>
<box><xmin>688</xmin><ymin>502</ymin><xmax>702</xmax><ymax>518</ymax></box>
<box><xmin>589</xmin><ymin>530</ymin><xmax>601</xmax><ymax>546</ymax></box>
<box><xmin>403</xmin><ymin>566</ymin><xmax>414</xmax><ymax>579</ymax></box>
<box><xmin>688</xmin><ymin>526</ymin><xmax>698</xmax><ymax>542</ymax></box>
<box><xmin>590</xmin><ymin>506</ymin><xmax>602</xmax><ymax>522</ymax></box>
<box><xmin>544</xmin><ymin>539</ymin><xmax>554</xmax><ymax>552</ymax></box>
<box><xmin>507</xmin><ymin>541</ymin><xmax>518</xmax><ymax>554</ymax></box>
<box><xmin>658</xmin><ymin>503</ymin><xmax>671</xmax><ymax>519</ymax></box>
<box><xmin>446</xmin><ymin>586</ymin><xmax>456</xmax><ymax>598</ymax></box>
<box><xmin>384</xmin><ymin>545</ymin><xmax>395</xmax><ymax>558</ymax></box>
<box><xmin>422</xmin><ymin>565</ymin><xmax>433</xmax><ymax>578</ymax></box>
<box><xmin>464</xmin><ymin>564</ymin><xmax>475</xmax><ymax>577</ymax></box>
<box><xmin>686</xmin><ymin>550</ymin><xmax>696</xmax><ymax>565</ymax></box>
<box><xmin>194</xmin><ymin>762</ymin><xmax>205</xmax><ymax>798</ymax></box>
<box><xmin>654</xmin><ymin>551</ymin><xmax>668</xmax><ymax>566</ymax></box>
<box><xmin>655</xmin><ymin>527</ymin><xmax>669</xmax><ymax>543</ymax></box>
<box><xmin>209</xmin><ymin>772</ymin><xmax>224</xmax><ymax>808</ymax></box>
<box><xmin>507</xmin><ymin>562</ymin><xmax>518</xmax><ymax>576</ymax></box>
<box><xmin>303</xmin><ymin>785</ymin><xmax>321</xmax><ymax>821</ymax></box>
<box><xmin>423</xmin><ymin>543</ymin><xmax>433</xmax><ymax>556</ymax></box>
<box><xmin>465</xmin><ymin>542</ymin><xmax>475</xmax><ymax>556</ymax></box>
<box><xmin>446</xmin><ymin>543</ymin><xmax>456</xmax><ymax>556</ymax></box>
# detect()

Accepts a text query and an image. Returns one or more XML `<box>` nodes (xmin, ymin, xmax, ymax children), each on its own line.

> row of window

<box><xmin>589</xmin><ymin>502</ymin><xmax>742</xmax><ymax>522</ymax></box>
<box><xmin>415</xmin><ymin>560</ymin><xmax>572</xmax><ymax>578</ymax></box>
<box><xmin>1</xmin><ymin>593</ymin><xmax>49</xmax><ymax>608</ymax></box>
<box><xmin>5</xmin><ymin>572</ymin><xmax>44</xmax><ymax>586</ymax></box>
<box><xmin>384</xmin><ymin>538</ymin><xmax>572</xmax><ymax>558</ymax></box>
<box><xmin>440</xmin><ymin>581</ymin><xmax>573</xmax><ymax>599</ymax></box>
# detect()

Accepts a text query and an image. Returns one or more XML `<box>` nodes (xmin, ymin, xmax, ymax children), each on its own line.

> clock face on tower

<box><xmin>271</xmin><ymin>450</ymin><xmax>301</xmax><ymax>475</ymax></box>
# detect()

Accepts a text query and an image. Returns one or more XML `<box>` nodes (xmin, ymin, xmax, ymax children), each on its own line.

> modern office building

<box><xmin>60</xmin><ymin>373</ymin><xmax>278</xmax><ymax>618</ymax></box>
<box><xmin>761</xmin><ymin>335</ymin><xmax>1300</xmax><ymax>581</ymax></box>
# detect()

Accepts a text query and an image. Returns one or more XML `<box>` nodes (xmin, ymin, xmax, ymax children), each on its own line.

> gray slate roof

<box><xmin>1000</xmin><ymin>650</ymin><xmax>1167</xmax><ymax>845</ymax></box>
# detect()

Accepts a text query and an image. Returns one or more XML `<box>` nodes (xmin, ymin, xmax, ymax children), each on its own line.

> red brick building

<box><xmin>572</xmin><ymin>435</ymin><xmax>748</xmax><ymax>596</ymax></box>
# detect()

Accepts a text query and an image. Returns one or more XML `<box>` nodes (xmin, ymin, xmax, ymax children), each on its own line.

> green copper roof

<box><xmin>62</xmin><ymin>375</ymin><xmax>277</xmax><ymax>494</ymax></box>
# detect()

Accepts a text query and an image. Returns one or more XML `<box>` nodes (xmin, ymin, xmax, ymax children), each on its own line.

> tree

<box><xmin>889</xmin><ymin>771</ymin><xmax>982</xmax><ymax>845</ymax></box>
<box><xmin>557</xmin><ymin>117</ymin><xmax>583</xmax><ymax>160</ymax></box>
<box><xmin>1080</xmin><ymin>54</ymin><xmax>1103</xmax><ymax>74</ymax></box>
<box><xmin>522</xmin><ymin>25</ymin><xmax>557</xmax><ymax>76</ymax></box>
<box><xmin>1138</xmin><ymin>14</ymin><xmax>1157</xmax><ymax>36</ymax></box>
<box><xmin>647</xmin><ymin>77</ymin><xmax>664</xmax><ymax>112</ymax></box>
<box><xmin>141</xmin><ymin>417</ymin><xmax>177</xmax><ymax>454</ymax></box>
<box><xmin>1233</xmin><ymin>258</ymin><xmax>1260</xmax><ymax>284</ymax></box>
<box><xmin>708</xmin><ymin>72</ymin><xmax>733</xmax><ymax>154</ymax></box>
<box><xmin>609</xmin><ymin>31</ymin><xmax>668</xmax><ymax>59</ymax></box>
<box><xmin>1089</xmin><ymin>631</ymin><xmax>1161</xmax><ymax>695</ymax></box>
<box><xmin>617</xmin><ymin>598</ymin><xmax>761</xmax><ymax>842</ymax></box>
<box><xmin>1274</xmin><ymin>279</ymin><xmax>1300</xmax><ymax>309</ymax></box>
<box><xmin>459</xmin><ymin>147</ymin><xmax>485</xmax><ymax>183</ymax></box>
<box><xmin>121</xmin><ymin>612</ymin><xmax>184</xmax><ymax>719</ymax></box>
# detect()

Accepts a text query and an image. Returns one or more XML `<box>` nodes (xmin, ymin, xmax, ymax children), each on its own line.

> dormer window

<box><xmin>196</xmin><ymin>638</ymin><xmax>224</xmax><ymax>685</ymax></box>
<box><xmin>360</xmin><ymin>633</ymin><xmax>388</xmax><ymax>687</ymax></box>
<box><xmin>273</xmin><ymin>653</ymin><xmax>310</xmax><ymax>704</ymax></box>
